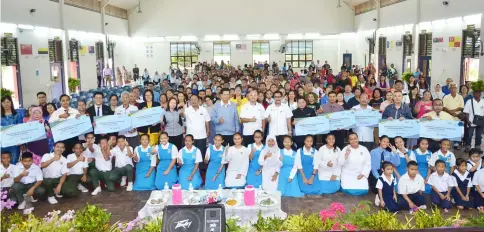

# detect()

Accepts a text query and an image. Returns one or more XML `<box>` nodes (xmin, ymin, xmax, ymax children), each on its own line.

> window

<box><xmin>213</xmin><ymin>41</ymin><xmax>231</xmax><ymax>64</ymax></box>
<box><xmin>170</xmin><ymin>42</ymin><xmax>199</xmax><ymax>68</ymax></box>
<box><xmin>252</xmin><ymin>41</ymin><xmax>270</xmax><ymax>64</ymax></box>
<box><xmin>285</xmin><ymin>40</ymin><xmax>313</xmax><ymax>68</ymax></box>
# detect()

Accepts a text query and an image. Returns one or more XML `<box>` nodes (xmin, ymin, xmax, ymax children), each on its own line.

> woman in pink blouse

<box><xmin>379</xmin><ymin>91</ymin><xmax>393</xmax><ymax>113</ymax></box>
<box><xmin>414</xmin><ymin>90</ymin><xmax>433</xmax><ymax>119</ymax></box>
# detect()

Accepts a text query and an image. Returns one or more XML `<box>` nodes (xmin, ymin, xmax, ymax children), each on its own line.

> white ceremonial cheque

<box><xmin>326</xmin><ymin>111</ymin><xmax>356</xmax><ymax>130</ymax></box>
<box><xmin>94</xmin><ymin>114</ymin><xmax>132</xmax><ymax>134</ymax></box>
<box><xmin>294</xmin><ymin>116</ymin><xmax>330</xmax><ymax>136</ymax></box>
<box><xmin>51</xmin><ymin>115</ymin><xmax>92</xmax><ymax>142</ymax></box>
<box><xmin>419</xmin><ymin>119</ymin><xmax>463</xmax><ymax>141</ymax></box>
<box><xmin>354</xmin><ymin>109</ymin><xmax>382</xmax><ymax>127</ymax></box>
<box><xmin>130</xmin><ymin>107</ymin><xmax>165</xmax><ymax>128</ymax></box>
<box><xmin>0</xmin><ymin>120</ymin><xmax>47</xmax><ymax>147</ymax></box>
<box><xmin>378</xmin><ymin>119</ymin><xmax>420</xmax><ymax>138</ymax></box>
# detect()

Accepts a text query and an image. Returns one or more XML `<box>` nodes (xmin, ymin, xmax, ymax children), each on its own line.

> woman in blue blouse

<box><xmin>1</xmin><ymin>96</ymin><xmax>23</xmax><ymax>163</ymax></box>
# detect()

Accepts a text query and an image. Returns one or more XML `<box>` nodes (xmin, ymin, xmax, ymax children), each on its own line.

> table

<box><xmin>138</xmin><ymin>189</ymin><xmax>287</xmax><ymax>225</ymax></box>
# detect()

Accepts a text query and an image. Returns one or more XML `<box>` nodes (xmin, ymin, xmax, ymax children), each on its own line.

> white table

<box><xmin>138</xmin><ymin>189</ymin><xmax>287</xmax><ymax>225</ymax></box>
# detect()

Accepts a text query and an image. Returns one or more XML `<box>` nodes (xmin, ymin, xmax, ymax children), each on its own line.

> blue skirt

<box><xmin>246</xmin><ymin>170</ymin><xmax>263</xmax><ymax>188</ymax></box>
<box><xmin>342</xmin><ymin>189</ymin><xmax>368</xmax><ymax>196</ymax></box>
<box><xmin>133</xmin><ymin>162</ymin><xmax>156</xmax><ymax>191</ymax></box>
<box><xmin>205</xmin><ymin>162</ymin><xmax>225</xmax><ymax>190</ymax></box>
<box><xmin>297</xmin><ymin>167</ymin><xmax>321</xmax><ymax>194</ymax></box>
<box><xmin>154</xmin><ymin>160</ymin><xmax>178</xmax><ymax>190</ymax></box>
<box><xmin>320</xmin><ymin>180</ymin><xmax>340</xmax><ymax>194</ymax></box>
<box><xmin>382</xmin><ymin>193</ymin><xmax>399</xmax><ymax>212</ymax></box>
<box><xmin>424</xmin><ymin>184</ymin><xmax>432</xmax><ymax>194</ymax></box>
<box><xmin>278</xmin><ymin>168</ymin><xmax>304</xmax><ymax>197</ymax></box>
<box><xmin>179</xmin><ymin>164</ymin><xmax>202</xmax><ymax>190</ymax></box>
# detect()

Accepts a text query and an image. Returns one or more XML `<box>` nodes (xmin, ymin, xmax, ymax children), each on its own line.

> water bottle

<box><xmin>164</xmin><ymin>182</ymin><xmax>169</xmax><ymax>191</ymax></box>
<box><xmin>217</xmin><ymin>184</ymin><xmax>224</xmax><ymax>198</ymax></box>
<box><xmin>189</xmin><ymin>183</ymin><xmax>194</xmax><ymax>192</ymax></box>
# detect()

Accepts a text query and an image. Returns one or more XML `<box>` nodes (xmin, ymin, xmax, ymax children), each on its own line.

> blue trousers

<box><xmin>431</xmin><ymin>190</ymin><xmax>451</xmax><ymax>209</ymax></box>
<box><xmin>398</xmin><ymin>193</ymin><xmax>426</xmax><ymax>210</ymax></box>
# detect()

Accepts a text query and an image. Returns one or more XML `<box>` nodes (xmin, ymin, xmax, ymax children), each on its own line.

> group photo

<box><xmin>1</xmin><ymin>0</ymin><xmax>484</xmax><ymax>231</ymax></box>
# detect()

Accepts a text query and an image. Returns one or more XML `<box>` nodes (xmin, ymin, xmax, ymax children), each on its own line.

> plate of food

<box><xmin>225</xmin><ymin>198</ymin><xmax>241</xmax><ymax>207</ymax></box>
<box><xmin>258</xmin><ymin>197</ymin><xmax>277</xmax><ymax>207</ymax></box>
<box><xmin>257</xmin><ymin>190</ymin><xmax>271</xmax><ymax>198</ymax></box>
<box><xmin>147</xmin><ymin>198</ymin><xmax>167</xmax><ymax>206</ymax></box>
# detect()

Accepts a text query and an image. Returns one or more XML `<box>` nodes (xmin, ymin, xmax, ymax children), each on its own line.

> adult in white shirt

<box><xmin>264</xmin><ymin>91</ymin><xmax>293</xmax><ymax>148</ymax></box>
<box><xmin>0</xmin><ymin>151</ymin><xmax>14</xmax><ymax>188</ymax></box>
<box><xmin>185</xmin><ymin>94</ymin><xmax>211</xmax><ymax>162</ymax></box>
<box><xmin>11</xmin><ymin>152</ymin><xmax>45</xmax><ymax>210</ymax></box>
<box><xmin>351</xmin><ymin>93</ymin><xmax>375</xmax><ymax>151</ymax></box>
<box><xmin>223</xmin><ymin>134</ymin><xmax>250</xmax><ymax>188</ymax></box>
<box><xmin>109</xmin><ymin>136</ymin><xmax>135</xmax><ymax>191</ymax></box>
<box><xmin>258</xmin><ymin>135</ymin><xmax>282</xmax><ymax>191</ymax></box>
<box><xmin>41</xmin><ymin>141</ymin><xmax>73</xmax><ymax>204</ymax></box>
<box><xmin>115</xmin><ymin>92</ymin><xmax>140</xmax><ymax>147</ymax></box>
<box><xmin>66</xmin><ymin>142</ymin><xmax>89</xmax><ymax>193</ymax></box>
<box><xmin>48</xmin><ymin>94</ymin><xmax>81</xmax><ymax>156</ymax></box>
<box><xmin>314</xmin><ymin>134</ymin><xmax>342</xmax><ymax>194</ymax></box>
<box><xmin>338</xmin><ymin>133</ymin><xmax>371</xmax><ymax>196</ymax></box>
<box><xmin>463</xmin><ymin>91</ymin><xmax>483</xmax><ymax>151</ymax></box>
<box><xmin>240</xmin><ymin>90</ymin><xmax>266</xmax><ymax>145</ymax></box>
<box><xmin>90</xmin><ymin>137</ymin><xmax>115</xmax><ymax>195</ymax></box>
<box><xmin>396</xmin><ymin>161</ymin><xmax>427</xmax><ymax>210</ymax></box>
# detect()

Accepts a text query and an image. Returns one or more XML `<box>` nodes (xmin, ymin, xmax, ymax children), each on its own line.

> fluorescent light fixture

<box><xmin>463</xmin><ymin>14</ymin><xmax>482</xmax><ymax>25</ymax></box>
<box><xmin>263</xmin><ymin>33</ymin><xmax>279</xmax><ymax>40</ymax></box>
<box><xmin>35</xmin><ymin>26</ymin><xmax>49</xmax><ymax>34</ymax></box>
<box><xmin>288</xmin><ymin>33</ymin><xmax>303</xmax><ymax>39</ymax></box>
<box><xmin>246</xmin><ymin>34</ymin><xmax>261</xmax><ymax>39</ymax></box>
<box><xmin>165</xmin><ymin>36</ymin><xmax>180</xmax><ymax>40</ymax></box>
<box><xmin>222</xmin><ymin>34</ymin><xmax>239</xmax><ymax>40</ymax></box>
<box><xmin>180</xmin><ymin>36</ymin><xmax>197</xmax><ymax>41</ymax></box>
<box><xmin>339</xmin><ymin>32</ymin><xmax>355</xmax><ymax>37</ymax></box>
<box><xmin>1</xmin><ymin>23</ymin><xmax>18</xmax><ymax>31</ymax></box>
<box><xmin>446</xmin><ymin>17</ymin><xmax>462</xmax><ymax>24</ymax></box>
<box><xmin>418</xmin><ymin>21</ymin><xmax>432</xmax><ymax>30</ymax></box>
<box><xmin>403</xmin><ymin>24</ymin><xmax>413</xmax><ymax>31</ymax></box>
<box><xmin>204</xmin><ymin>35</ymin><xmax>221</xmax><ymax>41</ymax></box>
<box><xmin>18</xmin><ymin>24</ymin><xmax>35</xmax><ymax>30</ymax></box>
<box><xmin>432</xmin><ymin>19</ymin><xmax>446</xmax><ymax>27</ymax></box>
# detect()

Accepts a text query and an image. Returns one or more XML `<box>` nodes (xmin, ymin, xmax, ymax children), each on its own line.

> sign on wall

<box><xmin>433</xmin><ymin>37</ymin><xmax>444</xmax><ymax>43</ymax></box>
<box><xmin>79</xmin><ymin>46</ymin><xmax>87</xmax><ymax>55</ymax></box>
<box><xmin>38</xmin><ymin>48</ymin><xmax>48</xmax><ymax>55</ymax></box>
<box><xmin>20</xmin><ymin>44</ymin><xmax>33</xmax><ymax>55</ymax></box>
<box><xmin>88</xmin><ymin>46</ymin><xmax>95</xmax><ymax>54</ymax></box>
<box><xmin>236</xmin><ymin>44</ymin><xmax>247</xmax><ymax>51</ymax></box>
<box><xmin>395</xmin><ymin>41</ymin><xmax>403</xmax><ymax>47</ymax></box>
<box><xmin>448</xmin><ymin>36</ymin><xmax>461</xmax><ymax>48</ymax></box>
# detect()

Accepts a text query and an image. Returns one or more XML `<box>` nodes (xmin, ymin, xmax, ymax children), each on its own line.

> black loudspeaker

<box><xmin>162</xmin><ymin>204</ymin><xmax>226</xmax><ymax>232</ymax></box>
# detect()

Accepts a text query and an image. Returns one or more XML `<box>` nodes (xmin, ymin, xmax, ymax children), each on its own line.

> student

<box><xmin>369</xmin><ymin>135</ymin><xmax>400</xmax><ymax>194</ymax></box>
<box><xmin>473</xmin><ymin>166</ymin><xmax>484</xmax><ymax>212</ymax></box>
<box><xmin>133</xmin><ymin>134</ymin><xmax>156</xmax><ymax>191</ymax></box>
<box><xmin>376</xmin><ymin>161</ymin><xmax>399</xmax><ymax>212</ymax></box>
<box><xmin>178</xmin><ymin>134</ymin><xmax>203</xmax><ymax>190</ymax></box>
<box><xmin>11</xmin><ymin>152</ymin><xmax>45</xmax><ymax>210</ymax></box>
<box><xmin>90</xmin><ymin>137</ymin><xmax>115</xmax><ymax>195</ymax></box>
<box><xmin>397</xmin><ymin>161</ymin><xmax>427</xmax><ymax>212</ymax></box>
<box><xmin>428</xmin><ymin>160</ymin><xmax>453</xmax><ymax>212</ymax></box>
<box><xmin>314</xmin><ymin>134</ymin><xmax>341</xmax><ymax>194</ymax></box>
<box><xmin>278</xmin><ymin>136</ymin><xmax>304</xmax><ymax>197</ymax></box>
<box><xmin>224</xmin><ymin>133</ymin><xmax>250</xmax><ymax>189</ymax></box>
<box><xmin>467</xmin><ymin>148</ymin><xmax>483</xmax><ymax>179</ymax></box>
<box><xmin>295</xmin><ymin>135</ymin><xmax>320</xmax><ymax>194</ymax></box>
<box><xmin>246</xmin><ymin>130</ymin><xmax>265</xmax><ymax>188</ymax></box>
<box><xmin>412</xmin><ymin>138</ymin><xmax>432</xmax><ymax>194</ymax></box>
<box><xmin>153</xmin><ymin>132</ymin><xmax>178</xmax><ymax>190</ymax></box>
<box><xmin>82</xmin><ymin>132</ymin><xmax>100</xmax><ymax>174</ymax></box>
<box><xmin>0</xmin><ymin>151</ymin><xmax>14</xmax><ymax>189</ymax></box>
<box><xmin>258</xmin><ymin>135</ymin><xmax>282</xmax><ymax>191</ymax></box>
<box><xmin>451</xmin><ymin>158</ymin><xmax>474</xmax><ymax>210</ymax></box>
<box><xmin>338</xmin><ymin>133</ymin><xmax>371</xmax><ymax>196</ymax></box>
<box><xmin>393</xmin><ymin>136</ymin><xmax>416</xmax><ymax>180</ymax></box>
<box><xmin>109</xmin><ymin>136</ymin><xmax>135</xmax><ymax>191</ymax></box>
<box><xmin>429</xmin><ymin>139</ymin><xmax>456</xmax><ymax>174</ymax></box>
<box><xmin>41</xmin><ymin>141</ymin><xmax>76</xmax><ymax>204</ymax></box>
<box><xmin>204</xmin><ymin>134</ymin><xmax>225</xmax><ymax>190</ymax></box>
<box><xmin>66</xmin><ymin>142</ymin><xmax>89</xmax><ymax>193</ymax></box>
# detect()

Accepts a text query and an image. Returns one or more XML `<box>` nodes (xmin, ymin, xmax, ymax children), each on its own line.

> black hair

<box><xmin>147</xmin><ymin>82</ymin><xmax>154</xmax><ymax>86</ymax></box>
<box><xmin>394</xmin><ymin>80</ymin><xmax>403</xmax><ymax>85</ymax></box>
<box><xmin>140</xmin><ymin>134</ymin><xmax>150</xmax><ymax>140</ymax></box>
<box><xmin>456</xmin><ymin>158</ymin><xmax>466</xmax><ymax>167</ymax></box>
<box><xmin>469</xmin><ymin>148</ymin><xmax>483</xmax><ymax>157</ymax></box>
<box><xmin>348</xmin><ymin>132</ymin><xmax>358</xmax><ymax>138</ymax></box>
<box><xmin>59</xmin><ymin>94</ymin><xmax>70</xmax><ymax>101</ymax></box>
<box><xmin>185</xmin><ymin>134</ymin><xmax>194</xmax><ymax>141</ymax></box>
<box><xmin>109</xmin><ymin>94</ymin><xmax>118</xmax><ymax>101</ymax></box>
<box><xmin>435</xmin><ymin>159</ymin><xmax>446</xmax><ymax>167</ymax></box>
<box><xmin>143</xmin><ymin>89</ymin><xmax>154</xmax><ymax>102</ymax></box>
<box><xmin>283</xmin><ymin>135</ymin><xmax>293</xmax><ymax>143</ymax></box>
<box><xmin>253</xmin><ymin>130</ymin><xmax>263</xmax><ymax>137</ymax></box>
<box><xmin>233</xmin><ymin>132</ymin><xmax>243</xmax><ymax>139</ymax></box>
<box><xmin>407</xmin><ymin>160</ymin><xmax>418</xmax><ymax>168</ymax></box>
<box><xmin>418</xmin><ymin>138</ymin><xmax>429</xmax><ymax>146</ymax></box>
<box><xmin>382</xmin><ymin>161</ymin><xmax>393</xmax><ymax>170</ymax></box>
<box><xmin>21</xmin><ymin>152</ymin><xmax>33</xmax><ymax>159</ymax></box>
<box><xmin>117</xmin><ymin>135</ymin><xmax>126</xmax><ymax>140</ymax></box>
<box><xmin>1</xmin><ymin>151</ymin><xmax>11</xmax><ymax>157</ymax></box>
<box><xmin>160</xmin><ymin>132</ymin><xmax>169</xmax><ymax>137</ymax></box>
<box><xmin>54</xmin><ymin>141</ymin><xmax>65</xmax><ymax>147</ymax></box>
<box><xmin>1</xmin><ymin>96</ymin><xmax>17</xmax><ymax>117</ymax></box>
<box><xmin>73</xmin><ymin>141</ymin><xmax>84</xmax><ymax>148</ymax></box>
<box><xmin>379</xmin><ymin>135</ymin><xmax>389</xmax><ymax>141</ymax></box>
<box><xmin>273</xmin><ymin>91</ymin><xmax>282</xmax><ymax>97</ymax></box>
<box><xmin>214</xmin><ymin>134</ymin><xmax>224</xmax><ymax>141</ymax></box>
<box><xmin>394</xmin><ymin>136</ymin><xmax>405</xmax><ymax>144</ymax></box>
<box><xmin>85</xmin><ymin>131</ymin><xmax>95</xmax><ymax>138</ymax></box>
<box><xmin>99</xmin><ymin>136</ymin><xmax>109</xmax><ymax>142</ymax></box>
<box><xmin>94</xmin><ymin>92</ymin><xmax>104</xmax><ymax>98</ymax></box>
<box><xmin>221</xmin><ymin>88</ymin><xmax>230</xmax><ymax>94</ymax></box>
<box><xmin>328</xmin><ymin>91</ymin><xmax>337</xmax><ymax>96</ymax></box>
<box><xmin>37</xmin><ymin>92</ymin><xmax>47</xmax><ymax>97</ymax></box>
<box><xmin>440</xmin><ymin>138</ymin><xmax>450</xmax><ymax>144</ymax></box>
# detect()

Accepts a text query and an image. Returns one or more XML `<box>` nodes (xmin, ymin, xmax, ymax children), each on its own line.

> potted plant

<box><xmin>471</xmin><ymin>80</ymin><xmax>484</xmax><ymax>93</ymax></box>
<box><xmin>401</xmin><ymin>72</ymin><xmax>412</xmax><ymax>83</ymax></box>
<box><xmin>0</xmin><ymin>88</ymin><xmax>13</xmax><ymax>99</ymax></box>
<box><xmin>68</xmin><ymin>77</ymin><xmax>80</xmax><ymax>93</ymax></box>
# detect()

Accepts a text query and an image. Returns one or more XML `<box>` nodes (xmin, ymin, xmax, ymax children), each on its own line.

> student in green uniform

<box><xmin>66</xmin><ymin>142</ymin><xmax>89</xmax><ymax>193</ymax></box>
<box><xmin>11</xmin><ymin>152</ymin><xmax>45</xmax><ymax>210</ymax></box>
<box><xmin>90</xmin><ymin>137</ymin><xmax>115</xmax><ymax>195</ymax></box>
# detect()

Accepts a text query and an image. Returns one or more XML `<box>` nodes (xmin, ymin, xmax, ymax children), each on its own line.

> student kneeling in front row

<box><xmin>397</xmin><ymin>161</ymin><xmax>427</xmax><ymax>213</ymax></box>
<box><xmin>90</xmin><ymin>137</ymin><xmax>115</xmax><ymax>195</ymax></box>
<box><xmin>11</xmin><ymin>152</ymin><xmax>45</xmax><ymax>210</ymax></box>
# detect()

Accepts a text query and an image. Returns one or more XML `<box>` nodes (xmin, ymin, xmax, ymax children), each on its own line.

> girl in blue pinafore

<box><xmin>451</xmin><ymin>158</ymin><xmax>474</xmax><ymax>209</ymax></box>
<box><xmin>376</xmin><ymin>161</ymin><xmax>399</xmax><ymax>212</ymax></box>
<box><xmin>204</xmin><ymin>135</ymin><xmax>225</xmax><ymax>190</ymax></box>
<box><xmin>178</xmin><ymin>134</ymin><xmax>203</xmax><ymax>190</ymax></box>
<box><xmin>393</xmin><ymin>136</ymin><xmax>416</xmax><ymax>180</ymax></box>
<box><xmin>296</xmin><ymin>135</ymin><xmax>321</xmax><ymax>194</ymax></box>
<box><xmin>246</xmin><ymin>130</ymin><xmax>265</xmax><ymax>188</ymax></box>
<box><xmin>133</xmin><ymin>134</ymin><xmax>156</xmax><ymax>190</ymax></box>
<box><xmin>413</xmin><ymin>138</ymin><xmax>432</xmax><ymax>194</ymax></box>
<box><xmin>278</xmin><ymin>136</ymin><xmax>304</xmax><ymax>197</ymax></box>
<box><xmin>154</xmin><ymin>132</ymin><xmax>178</xmax><ymax>189</ymax></box>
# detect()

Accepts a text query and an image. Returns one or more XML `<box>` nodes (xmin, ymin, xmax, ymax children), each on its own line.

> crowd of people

<box><xmin>1</xmin><ymin>60</ymin><xmax>484</xmax><ymax>214</ymax></box>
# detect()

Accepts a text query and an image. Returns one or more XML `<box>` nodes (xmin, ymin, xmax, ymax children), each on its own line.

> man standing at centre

<box><xmin>211</xmin><ymin>88</ymin><xmax>240</xmax><ymax>146</ymax></box>
<box><xmin>240</xmin><ymin>90</ymin><xmax>265</xmax><ymax>145</ymax></box>
<box><xmin>264</xmin><ymin>91</ymin><xmax>292</xmax><ymax>148</ymax></box>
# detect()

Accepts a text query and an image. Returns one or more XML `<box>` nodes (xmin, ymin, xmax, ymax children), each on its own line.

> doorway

<box><xmin>48</xmin><ymin>39</ymin><xmax>65</xmax><ymax>99</ymax></box>
<box><xmin>460</xmin><ymin>28</ymin><xmax>481</xmax><ymax>85</ymax></box>
<box><xmin>418</xmin><ymin>56</ymin><xmax>432</xmax><ymax>85</ymax></box>
<box><xmin>1</xmin><ymin>36</ymin><xmax>22</xmax><ymax>107</ymax></box>
<box><xmin>342</xmin><ymin>53</ymin><xmax>352</xmax><ymax>71</ymax></box>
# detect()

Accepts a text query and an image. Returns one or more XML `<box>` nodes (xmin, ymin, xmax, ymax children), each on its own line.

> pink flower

<box><xmin>329</xmin><ymin>202</ymin><xmax>345</xmax><ymax>214</ymax></box>
<box><xmin>331</xmin><ymin>222</ymin><xmax>342</xmax><ymax>230</ymax></box>
<box><xmin>319</xmin><ymin>209</ymin><xmax>336</xmax><ymax>222</ymax></box>
<box><xmin>343</xmin><ymin>223</ymin><xmax>358</xmax><ymax>231</ymax></box>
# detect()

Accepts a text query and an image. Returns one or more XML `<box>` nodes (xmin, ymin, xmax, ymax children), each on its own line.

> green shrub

<box><xmin>73</xmin><ymin>204</ymin><xmax>111</xmax><ymax>232</ymax></box>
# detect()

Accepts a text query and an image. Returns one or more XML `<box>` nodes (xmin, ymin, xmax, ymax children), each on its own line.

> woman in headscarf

<box><xmin>25</xmin><ymin>106</ymin><xmax>50</xmax><ymax>165</ymax></box>
<box><xmin>258</xmin><ymin>135</ymin><xmax>282</xmax><ymax>191</ymax></box>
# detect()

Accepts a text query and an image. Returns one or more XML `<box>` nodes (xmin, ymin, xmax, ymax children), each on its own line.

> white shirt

<box><xmin>337</xmin><ymin>145</ymin><xmax>371</xmax><ymax>190</ymax></box>
<box><xmin>0</xmin><ymin>164</ymin><xmax>14</xmax><ymax>188</ymax></box>
<box><xmin>452</xmin><ymin>170</ymin><xmax>472</xmax><ymax>188</ymax></box>
<box><xmin>429</xmin><ymin>150</ymin><xmax>456</xmax><ymax>167</ymax></box>
<box><xmin>397</xmin><ymin>173</ymin><xmax>425</xmax><ymax>195</ymax></box>
<box><xmin>463</xmin><ymin>98</ymin><xmax>484</xmax><ymax>127</ymax></box>
<box><xmin>114</xmin><ymin>105</ymin><xmax>139</xmax><ymax>137</ymax></box>
<box><xmin>467</xmin><ymin>159</ymin><xmax>482</xmax><ymax>172</ymax></box>
<box><xmin>351</xmin><ymin>105</ymin><xmax>375</xmax><ymax>142</ymax></box>
<box><xmin>66</xmin><ymin>153</ymin><xmax>88</xmax><ymax>175</ymax></box>
<box><xmin>376</xmin><ymin>174</ymin><xmax>397</xmax><ymax>190</ymax></box>
<box><xmin>82</xmin><ymin>143</ymin><xmax>101</xmax><ymax>159</ymax></box>
<box><xmin>258</xmin><ymin>147</ymin><xmax>282</xmax><ymax>191</ymax></box>
<box><xmin>94</xmin><ymin>150</ymin><xmax>113</xmax><ymax>172</ymax></box>
<box><xmin>472</xmin><ymin>169</ymin><xmax>484</xmax><ymax>192</ymax></box>
<box><xmin>177</xmin><ymin>146</ymin><xmax>203</xmax><ymax>164</ymax></box>
<box><xmin>428</xmin><ymin>172</ymin><xmax>454</xmax><ymax>192</ymax></box>
<box><xmin>155</xmin><ymin>143</ymin><xmax>178</xmax><ymax>160</ymax></box>
<box><xmin>11</xmin><ymin>164</ymin><xmax>43</xmax><ymax>184</ymax></box>
<box><xmin>396</xmin><ymin>148</ymin><xmax>416</xmax><ymax>161</ymax></box>
<box><xmin>240</xmin><ymin>102</ymin><xmax>265</xmax><ymax>136</ymax></box>
<box><xmin>314</xmin><ymin>145</ymin><xmax>341</xmax><ymax>181</ymax></box>
<box><xmin>41</xmin><ymin>153</ymin><xmax>69</xmax><ymax>179</ymax></box>
<box><xmin>49</xmin><ymin>107</ymin><xmax>80</xmax><ymax>123</ymax></box>
<box><xmin>264</xmin><ymin>103</ymin><xmax>293</xmax><ymax>136</ymax></box>
<box><xmin>111</xmin><ymin>146</ymin><xmax>134</xmax><ymax>168</ymax></box>
<box><xmin>223</xmin><ymin>146</ymin><xmax>250</xmax><ymax>187</ymax></box>
<box><xmin>185</xmin><ymin>106</ymin><xmax>211</xmax><ymax>139</ymax></box>
<box><xmin>134</xmin><ymin>145</ymin><xmax>157</xmax><ymax>167</ymax></box>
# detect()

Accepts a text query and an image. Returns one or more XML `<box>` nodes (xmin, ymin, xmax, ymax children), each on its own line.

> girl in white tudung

<box><xmin>338</xmin><ymin>133</ymin><xmax>371</xmax><ymax>196</ymax></box>
<box><xmin>258</xmin><ymin>135</ymin><xmax>282</xmax><ymax>191</ymax></box>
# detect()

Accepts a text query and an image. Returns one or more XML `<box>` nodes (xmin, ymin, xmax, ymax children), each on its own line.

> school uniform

<box><xmin>0</xmin><ymin>164</ymin><xmax>14</xmax><ymax>188</ymax></box>
<box><xmin>258</xmin><ymin>147</ymin><xmax>282</xmax><ymax>191</ymax></box>
<box><xmin>41</xmin><ymin>153</ymin><xmax>76</xmax><ymax>198</ymax></box>
<box><xmin>178</xmin><ymin>146</ymin><xmax>203</xmax><ymax>190</ymax></box>
<box><xmin>154</xmin><ymin>143</ymin><xmax>178</xmax><ymax>190</ymax></box>
<box><xmin>224</xmin><ymin>146</ymin><xmax>250</xmax><ymax>189</ymax></box>
<box><xmin>246</xmin><ymin>143</ymin><xmax>265</xmax><ymax>188</ymax></box>
<box><xmin>278</xmin><ymin>148</ymin><xmax>304</xmax><ymax>197</ymax></box>
<box><xmin>429</xmin><ymin>150</ymin><xmax>456</xmax><ymax>174</ymax></box>
<box><xmin>109</xmin><ymin>146</ymin><xmax>134</xmax><ymax>184</ymax></box>
<box><xmin>397</xmin><ymin>173</ymin><xmax>427</xmax><ymax>210</ymax></box>
<box><xmin>11</xmin><ymin>164</ymin><xmax>46</xmax><ymax>205</ymax></box>
<box><xmin>66</xmin><ymin>153</ymin><xmax>89</xmax><ymax>192</ymax></box>
<box><xmin>413</xmin><ymin>149</ymin><xmax>432</xmax><ymax>194</ymax></box>
<box><xmin>314</xmin><ymin>145</ymin><xmax>341</xmax><ymax>194</ymax></box>
<box><xmin>338</xmin><ymin>145</ymin><xmax>371</xmax><ymax>196</ymax></box>
<box><xmin>451</xmin><ymin>170</ymin><xmax>474</xmax><ymax>208</ymax></box>
<box><xmin>376</xmin><ymin>175</ymin><xmax>399</xmax><ymax>212</ymax></box>
<box><xmin>395</xmin><ymin>149</ymin><xmax>416</xmax><ymax>178</ymax></box>
<box><xmin>295</xmin><ymin>147</ymin><xmax>321</xmax><ymax>194</ymax></box>
<box><xmin>90</xmin><ymin>150</ymin><xmax>115</xmax><ymax>191</ymax></box>
<box><xmin>133</xmin><ymin>146</ymin><xmax>156</xmax><ymax>190</ymax></box>
<box><xmin>467</xmin><ymin>160</ymin><xmax>482</xmax><ymax>180</ymax></box>
<box><xmin>428</xmin><ymin>172</ymin><xmax>453</xmax><ymax>209</ymax></box>
<box><xmin>472</xmin><ymin>169</ymin><xmax>484</xmax><ymax>208</ymax></box>
<box><xmin>369</xmin><ymin>147</ymin><xmax>400</xmax><ymax>194</ymax></box>
<box><xmin>82</xmin><ymin>143</ymin><xmax>100</xmax><ymax>172</ymax></box>
<box><xmin>204</xmin><ymin>145</ymin><xmax>225</xmax><ymax>190</ymax></box>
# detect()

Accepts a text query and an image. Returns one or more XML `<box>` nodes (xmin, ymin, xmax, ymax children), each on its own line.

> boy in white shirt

<box><xmin>90</xmin><ymin>137</ymin><xmax>115</xmax><ymax>195</ymax></box>
<box><xmin>428</xmin><ymin>160</ymin><xmax>454</xmax><ymax>212</ymax></box>
<box><xmin>41</xmin><ymin>141</ymin><xmax>73</xmax><ymax>204</ymax></box>
<box><xmin>83</xmin><ymin>132</ymin><xmax>100</xmax><ymax>172</ymax></box>
<box><xmin>66</xmin><ymin>142</ymin><xmax>89</xmax><ymax>193</ymax></box>
<box><xmin>0</xmin><ymin>151</ymin><xmax>14</xmax><ymax>189</ymax></box>
<box><xmin>397</xmin><ymin>161</ymin><xmax>427</xmax><ymax>212</ymax></box>
<box><xmin>473</xmin><ymin>168</ymin><xmax>484</xmax><ymax>212</ymax></box>
<box><xmin>108</xmin><ymin>136</ymin><xmax>135</xmax><ymax>191</ymax></box>
<box><xmin>11</xmin><ymin>152</ymin><xmax>45</xmax><ymax>210</ymax></box>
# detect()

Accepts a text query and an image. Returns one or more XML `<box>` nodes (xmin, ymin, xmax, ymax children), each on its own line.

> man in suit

<box><xmin>87</xmin><ymin>92</ymin><xmax>114</xmax><ymax>140</ymax></box>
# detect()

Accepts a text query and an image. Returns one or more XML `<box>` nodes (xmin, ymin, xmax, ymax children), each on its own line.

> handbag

<box><xmin>471</xmin><ymin>99</ymin><xmax>484</xmax><ymax>127</ymax></box>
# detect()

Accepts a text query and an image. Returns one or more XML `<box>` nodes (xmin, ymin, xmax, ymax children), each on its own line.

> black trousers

<box><xmin>97</xmin><ymin>75</ymin><xmax>102</xmax><ymax>88</ymax></box>
<box><xmin>194</xmin><ymin>138</ymin><xmax>207</xmax><ymax>170</ymax></box>
<box><xmin>276</xmin><ymin>135</ymin><xmax>285</xmax><ymax>149</ymax></box>
<box><xmin>222</xmin><ymin>135</ymin><xmax>234</xmax><ymax>147</ymax></box>
<box><xmin>368</xmin><ymin>173</ymin><xmax>379</xmax><ymax>194</ymax></box>
<box><xmin>169</xmin><ymin>134</ymin><xmax>184</xmax><ymax>150</ymax></box>
<box><xmin>243</xmin><ymin>135</ymin><xmax>254</xmax><ymax>146</ymax></box>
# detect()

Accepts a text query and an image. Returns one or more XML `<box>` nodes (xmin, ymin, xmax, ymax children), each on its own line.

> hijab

<box><xmin>27</xmin><ymin>106</ymin><xmax>44</xmax><ymax>122</ymax></box>
<box><xmin>262</xmin><ymin>135</ymin><xmax>279</xmax><ymax>155</ymax></box>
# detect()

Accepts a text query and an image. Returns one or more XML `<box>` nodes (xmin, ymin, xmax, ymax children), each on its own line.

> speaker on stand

<box><xmin>162</xmin><ymin>204</ymin><xmax>226</xmax><ymax>232</ymax></box>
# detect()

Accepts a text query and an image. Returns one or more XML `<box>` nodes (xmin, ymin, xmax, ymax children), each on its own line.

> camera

<box><xmin>442</xmin><ymin>1</ymin><xmax>449</xmax><ymax>6</ymax></box>
<box><xmin>373</xmin><ymin>18</ymin><xmax>377</xmax><ymax>21</ymax></box>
